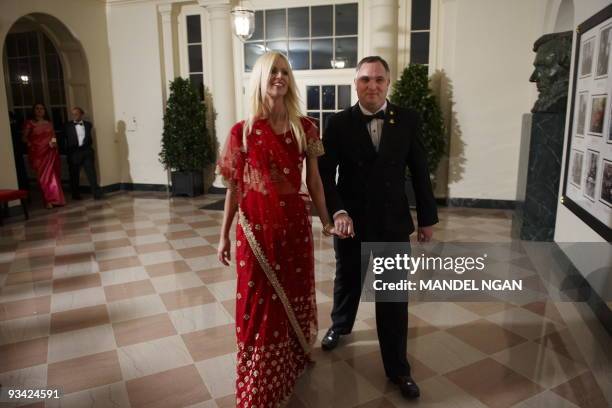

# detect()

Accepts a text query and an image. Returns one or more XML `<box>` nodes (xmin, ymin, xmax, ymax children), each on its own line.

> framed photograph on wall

<box><xmin>601</xmin><ymin>159</ymin><xmax>612</xmax><ymax>207</ymax></box>
<box><xmin>562</xmin><ymin>4</ymin><xmax>612</xmax><ymax>241</ymax></box>
<box><xmin>580</xmin><ymin>37</ymin><xmax>595</xmax><ymax>77</ymax></box>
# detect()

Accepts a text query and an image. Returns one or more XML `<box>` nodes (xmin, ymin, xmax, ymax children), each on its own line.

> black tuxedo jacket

<box><xmin>319</xmin><ymin>102</ymin><xmax>438</xmax><ymax>240</ymax></box>
<box><xmin>63</xmin><ymin>120</ymin><xmax>93</xmax><ymax>151</ymax></box>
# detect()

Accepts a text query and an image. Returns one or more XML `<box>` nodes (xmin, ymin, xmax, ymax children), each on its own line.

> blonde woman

<box><xmin>217</xmin><ymin>52</ymin><xmax>338</xmax><ymax>406</ymax></box>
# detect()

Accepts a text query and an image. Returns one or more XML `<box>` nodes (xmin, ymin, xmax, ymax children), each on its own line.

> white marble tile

<box><xmin>194</xmin><ymin>227</ymin><xmax>220</xmax><ymax>236</ymax></box>
<box><xmin>491</xmin><ymin>341</ymin><xmax>588</xmax><ymax>389</ymax></box>
<box><xmin>54</xmin><ymin>243</ymin><xmax>94</xmax><ymax>257</ymax></box>
<box><xmin>385</xmin><ymin>375</ymin><xmax>488</xmax><ymax>408</ymax></box>
<box><xmin>0</xmin><ymin>251</ymin><xmax>16</xmax><ymax>263</ymax></box>
<box><xmin>46</xmin><ymin>381</ymin><xmax>131</xmax><ymax>408</ymax></box>
<box><xmin>0</xmin><ymin>364</ymin><xmax>47</xmax><ymax>390</ymax></box>
<box><xmin>170</xmin><ymin>237</ymin><xmax>210</xmax><ymax>250</ymax></box>
<box><xmin>91</xmin><ymin>231</ymin><xmax>128</xmax><ymax>242</ymax></box>
<box><xmin>51</xmin><ymin>286</ymin><xmax>106</xmax><ymax>313</ymax></box>
<box><xmin>129</xmin><ymin>234</ymin><xmax>167</xmax><ymax>246</ymax></box>
<box><xmin>0</xmin><ymin>314</ymin><xmax>50</xmax><ymax>345</ymax></box>
<box><xmin>9</xmin><ymin>256</ymin><xmax>55</xmax><ymax>273</ymax></box>
<box><xmin>294</xmin><ymin>360</ymin><xmax>381</xmax><ymax>408</ymax></box>
<box><xmin>169</xmin><ymin>303</ymin><xmax>233</xmax><ymax>334</ymax></box>
<box><xmin>138</xmin><ymin>250</ymin><xmax>182</xmax><ymax>266</ymax></box>
<box><xmin>94</xmin><ymin>246</ymin><xmax>137</xmax><ymax>262</ymax></box>
<box><xmin>409</xmin><ymin>331</ymin><xmax>487</xmax><ymax>374</ymax></box>
<box><xmin>100</xmin><ymin>266</ymin><xmax>149</xmax><ymax>286</ymax></box>
<box><xmin>53</xmin><ymin>260</ymin><xmax>100</xmax><ymax>279</ymax></box>
<box><xmin>107</xmin><ymin>294</ymin><xmax>166</xmax><ymax>323</ymax></box>
<box><xmin>185</xmin><ymin>255</ymin><xmax>221</xmax><ymax>271</ymax></box>
<box><xmin>48</xmin><ymin>324</ymin><xmax>117</xmax><ymax>363</ymax></box>
<box><xmin>206</xmin><ymin>279</ymin><xmax>237</xmax><ymax>302</ymax></box>
<box><xmin>117</xmin><ymin>335</ymin><xmax>193</xmax><ymax>380</ymax></box>
<box><xmin>511</xmin><ymin>390</ymin><xmax>580</xmax><ymax>408</ymax></box>
<box><xmin>408</xmin><ymin>302</ymin><xmax>481</xmax><ymax>329</ymax></box>
<box><xmin>486</xmin><ymin>307</ymin><xmax>560</xmax><ymax>340</ymax></box>
<box><xmin>157</xmin><ymin>223</ymin><xmax>192</xmax><ymax>233</ymax></box>
<box><xmin>0</xmin><ymin>281</ymin><xmax>53</xmax><ymax>303</ymax></box>
<box><xmin>122</xmin><ymin>220</ymin><xmax>156</xmax><ymax>230</ymax></box>
<box><xmin>195</xmin><ymin>353</ymin><xmax>236</xmax><ymax>398</ymax></box>
<box><xmin>150</xmin><ymin>271</ymin><xmax>204</xmax><ymax>294</ymax></box>
<box><xmin>185</xmin><ymin>400</ymin><xmax>219</xmax><ymax>408</ymax></box>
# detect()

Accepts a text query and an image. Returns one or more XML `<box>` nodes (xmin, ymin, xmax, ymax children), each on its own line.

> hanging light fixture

<box><xmin>231</xmin><ymin>3</ymin><xmax>255</xmax><ymax>41</ymax></box>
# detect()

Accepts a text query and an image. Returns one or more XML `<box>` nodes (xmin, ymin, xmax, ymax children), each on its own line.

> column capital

<box><xmin>157</xmin><ymin>3</ymin><xmax>174</xmax><ymax>15</ymax></box>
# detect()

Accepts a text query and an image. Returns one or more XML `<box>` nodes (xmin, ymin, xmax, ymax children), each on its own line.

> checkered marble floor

<box><xmin>0</xmin><ymin>192</ymin><xmax>610</xmax><ymax>408</ymax></box>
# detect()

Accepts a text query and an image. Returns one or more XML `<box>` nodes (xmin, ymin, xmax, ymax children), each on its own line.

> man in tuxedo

<box><xmin>63</xmin><ymin>107</ymin><xmax>102</xmax><ymax>200</ymax></box>
<box><xmin>318</xmin><ymin>56</ymin><xmax>438</xmax><ymax>399</ymax></box>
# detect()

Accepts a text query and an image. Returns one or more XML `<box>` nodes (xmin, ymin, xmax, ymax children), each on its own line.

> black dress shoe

<box><xmin>391</xmin><ymin>376</ymin><xmax>420</xmax><ymax>399</ymax></box>
<box><xmin>321</xmin><ymin>328</ymin><xmax>341</xmax><ymax>351</ymax></box>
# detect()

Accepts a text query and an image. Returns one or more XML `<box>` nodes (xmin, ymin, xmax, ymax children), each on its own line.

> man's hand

<box><xmin>217</xmin><ymin>236</ymin><xmax>231</xmax><ymax>266</ymax></box>
<box><xmin>334</xmin><ymin>213</ymin><xmax>354</xmax><ymax>239</ymax></box>
<box><xmin>417</xmin><ymin>226</ymin><xmax>433</xmax><ymax>242</ymax></box>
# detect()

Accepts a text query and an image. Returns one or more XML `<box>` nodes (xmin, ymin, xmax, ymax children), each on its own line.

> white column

<box><xmin>368</xmin><ymin>0</ymin><xmax>399</xmax><ymax>80</ymax></box>
<box><xmin>199</xmin><ymin>0</ymin><xmax>237</xmax><ymax>188</ymax></box>
<box><xmin>158</xmin><ymin>4</ymin><xmax>176</xmax><ymax>101</ymax></box>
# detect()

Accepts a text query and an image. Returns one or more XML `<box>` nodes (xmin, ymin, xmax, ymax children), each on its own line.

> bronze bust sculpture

<box><xmin>529</xmin><ymin>31</ymin><xmax>573</xmax><ymax>113</ymax></box>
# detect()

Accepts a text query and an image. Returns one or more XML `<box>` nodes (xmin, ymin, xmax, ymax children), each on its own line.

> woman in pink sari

<box><xmin>23</xmin><ymin>103</ymin><xmax>65</xmax><ymax>209</ymax></box>
<box><xmin>217</xmin><ymin>52</ymin><xmax>338</xmax><ymax>407</ymax></box>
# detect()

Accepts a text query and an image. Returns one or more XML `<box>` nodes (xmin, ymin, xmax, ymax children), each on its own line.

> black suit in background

<box><xmin>63</xmin><ymin>120</ymin><xmax>101</xmax><ymax>199</ymax></box>
<box><xmin>318</xmin><ymin>102</ymin><xmax>438</xmax><ymax>378</ymax></box>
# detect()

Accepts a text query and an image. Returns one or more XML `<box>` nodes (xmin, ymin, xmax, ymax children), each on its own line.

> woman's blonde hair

<box><xmin>243</xmin><ymin>52</ymin><xmax>306</xmax><ymax>152</ymax></box>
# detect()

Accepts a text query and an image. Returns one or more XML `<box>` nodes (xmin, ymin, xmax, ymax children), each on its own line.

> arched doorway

<box><xmin>2</xmin><ymin>13</ymin><xmax>93</xmax><ymax>200</ymax></box>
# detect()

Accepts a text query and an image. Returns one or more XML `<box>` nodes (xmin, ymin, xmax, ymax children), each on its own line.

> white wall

<box><xmin>107</xmin><ymin>1</ymin><xmax>167</xmax><ymax>185</ymax></box>
<box><xmin>434</xmin><ymin>0</ymin><xmax>548</xmax><ymax>201</ymax></box>
<box><xmin>554</xmin><ymin>0</ymin><xmax>610</xmax><ymax>243</ymax></box>
<box><xmin>0</xmin><ymin>0</ymin><xmax>118</xmax><ymax>189</ymax></box>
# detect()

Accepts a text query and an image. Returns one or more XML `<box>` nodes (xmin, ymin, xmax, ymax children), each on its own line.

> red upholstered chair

<box><xmin>0</xmin><ymin>189</ymin><xmax>29</xmax><ymax>225</ymax></box>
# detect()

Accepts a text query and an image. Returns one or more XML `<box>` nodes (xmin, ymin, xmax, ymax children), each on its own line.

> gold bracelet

<box><xmin>322</xmin><ymin>223</ymin><xmax>334</xmax><ymax>237</ymax></box>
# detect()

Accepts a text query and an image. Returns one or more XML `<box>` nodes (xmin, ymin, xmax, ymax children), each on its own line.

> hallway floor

<box><xmin>0</xmin><ymin>192</ymin><xmax>610</xmax><ymax>408</ymax></box>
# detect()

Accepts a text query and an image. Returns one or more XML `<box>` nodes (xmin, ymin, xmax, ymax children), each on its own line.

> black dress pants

<box><xmin>68</xmin><ymin>147</ymin><xmax>100</xmax><ymax>198</ymax></box>
<box><xmin>330</xmin><ymin>231</ymin><xmax>412</xmax><ymax>378</ymax></box>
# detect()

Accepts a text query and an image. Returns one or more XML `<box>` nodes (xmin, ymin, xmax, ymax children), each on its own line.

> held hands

<box><xmin>49</xmin><ymin>138</ymin><xmax>57</xmax><ymax>148</ymax></box>
<box><xmin>217</xmin><ymin>236</ymin><xmax>231</xmax><ymax>266</ymax></box>
<box><xmin>417</xmin><ymin>226</ymin><xmax>433</xmax><ymax>242</ymax></box>
<box><xmin>333</xmin><ymin>213</ymin><xmax>355</xmax><ymax>239</ymax></box>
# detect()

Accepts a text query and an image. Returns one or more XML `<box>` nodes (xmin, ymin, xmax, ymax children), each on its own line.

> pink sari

<box><xmin>218</xmin><ymin>117</ymin><xmax>323</xmax><ymax>407</ymax></box>
<box><xmin>24</xmin><ymin>120</ymin><xmax>65</xmax><ymax>206</ymax></box>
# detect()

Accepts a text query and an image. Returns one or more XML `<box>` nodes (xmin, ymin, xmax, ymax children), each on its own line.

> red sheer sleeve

<box><xmin>302</xmin><ymin>117</ymin><xmax>323</xmax><ymax>158</ymax></box>
<box><xmin>216</xmin><ymin>121</ymin><xmax>245</xmax><ymax>191</ymax></box>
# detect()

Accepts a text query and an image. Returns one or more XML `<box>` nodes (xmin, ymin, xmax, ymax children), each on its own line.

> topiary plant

<box><xmin>159</xmin><ymin>77</ymin><xmax>215</xmax><ymax>172</ymax></box>
<box><xmin>390</xmin><ymin>64</ymin><xmax>446</xmax><ymax>179</ymax></box>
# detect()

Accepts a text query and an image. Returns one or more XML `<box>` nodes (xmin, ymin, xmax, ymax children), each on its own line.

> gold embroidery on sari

<box><xmin>306</xmin><ymin>138</ymin><xmax>324</xmax><ymax>157</ymax></box>
<box><xmin>238</xmin><ymin>209</ymin><xmax>311</xmax><ymax>355</ymax></box>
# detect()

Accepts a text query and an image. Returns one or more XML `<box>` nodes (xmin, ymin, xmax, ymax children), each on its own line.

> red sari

<box><xmin>218</xmin><ymin>117</ymin><xmax>323</xmax><ymax>407</ymax></box>
<box><xmin>23</xmin><ymin>120</ymin><xmax>65</xmax><ymax>206</ymax></box>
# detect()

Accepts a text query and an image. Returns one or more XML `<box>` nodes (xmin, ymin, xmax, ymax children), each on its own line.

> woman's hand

<box><xmin>217</xmin><ymin>236</ymin><xmax>231</xmax><ymax>266</ymax></box>
<box><xmin>49</xmin><ymin>138</ymin><xmax>57</xmax><ymax>148</ymax></box>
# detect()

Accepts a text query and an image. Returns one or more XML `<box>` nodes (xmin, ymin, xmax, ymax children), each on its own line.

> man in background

<box><xmin>63</xmin><ymin>107</ymin><xmax>102</xmax><ymax>200</ymax></box>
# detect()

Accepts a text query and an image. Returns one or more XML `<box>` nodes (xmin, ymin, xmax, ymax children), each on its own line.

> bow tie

<box><xmin>74</xmin><ymin>121</ymin><xmax>84</xmax><ymax>126</ymax></box>
<box><xmin>363</xmin><ymin>110</ymin><xmax>385</xmax><ymax>122</ymax></box>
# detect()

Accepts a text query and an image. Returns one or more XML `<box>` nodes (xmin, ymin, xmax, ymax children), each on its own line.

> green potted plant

<box><xmin>159</xmin><ymin>77</ymin><xmax>216</xmax><ymax>197</ymax></box>
<box><xmin>390</xmin><ymin>64</ymin><xmax>446</xmax><ymax>203</ymax></box>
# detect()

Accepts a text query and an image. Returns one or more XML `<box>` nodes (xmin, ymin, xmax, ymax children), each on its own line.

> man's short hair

<box><xmin>73</xmin><ymin>106</ymin><xmax>85</xmax><ymax>114</ymax></box>
<box><xmin>356</xmin><ymin>56</ymin><xmax>390</xmax><ymax>74</ymax></box>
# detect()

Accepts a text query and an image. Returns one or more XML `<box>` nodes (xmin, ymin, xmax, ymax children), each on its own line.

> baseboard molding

<box><xmin>438</xmin><ymin>198</ymin><xmax>516</xmax><ymax>210</ymax></box>
<box><xmin>207</xmin><ymin>186</ymin><xmax>226</xmax><ymax>194</ymax></box>
<box><xmin>101</xmin><ymin>183</ymin><xmax>169</xmax><ymax>193</ymax></box>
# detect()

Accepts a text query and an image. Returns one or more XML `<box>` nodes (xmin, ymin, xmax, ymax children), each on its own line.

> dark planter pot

<box><xmin>171</xmin><ymin>171</ymin><xmax>204</xmax><ymax>197</ymax></box>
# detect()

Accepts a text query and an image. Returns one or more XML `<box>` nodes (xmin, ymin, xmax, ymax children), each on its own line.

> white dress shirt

<box><xmin>75</xmin><ymin>121</ymin><xmax>85</xmax><ymax>147</ymax></box>
<box><xmin>333</xmin><ymin>101</ymin><xmax>387</xmax><ymax>220</ymax></box>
